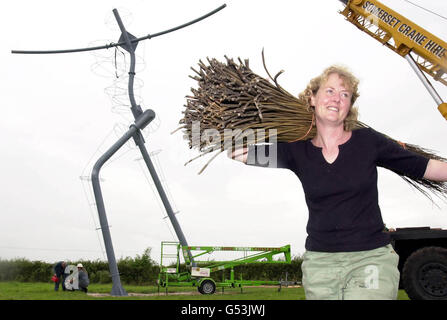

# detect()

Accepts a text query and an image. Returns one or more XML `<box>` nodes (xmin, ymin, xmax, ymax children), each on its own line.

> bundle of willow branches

<box><xmin>176</xmin><ymin>54</ymin><xmax>447</xmax><ymax>201</ymax></box>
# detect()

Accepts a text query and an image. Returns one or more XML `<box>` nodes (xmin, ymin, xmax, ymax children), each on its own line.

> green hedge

<box><xmin>0</xmin><ymin>248</ymin><xmax>302</xmax><ymax>285</ymax></box>
<box><xmin>0</xmin><ymin>258</ymin><xmax>53</xmax><ymax>283</ymax></box>
<box><xmin>0</xmin><ymin>248</ymin><xmax>159</xmax><ymax>285</ymax></box>
<box><xmin>234</xmin><ymin>256</ymin><xmax>303</xmax><ymax>282</ymax></box>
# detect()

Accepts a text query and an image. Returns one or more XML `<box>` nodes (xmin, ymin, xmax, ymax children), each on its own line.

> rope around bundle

<box><xmin>175</xmin><ymin>52</ymin><xmax>447</xmax><ymax>202</ymax></box>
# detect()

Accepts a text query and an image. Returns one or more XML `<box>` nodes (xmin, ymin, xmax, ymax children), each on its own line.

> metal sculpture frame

<box><xmin>12</xmin><ymin>4</ymin><xmax>226</xmax><ymax>296</ymax></box>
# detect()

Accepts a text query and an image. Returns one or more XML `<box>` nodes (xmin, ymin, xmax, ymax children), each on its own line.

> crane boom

<box><xmin>338</xmin><ymin>0</ymin><xmax>447</xmax><ymax>119</ymax></box>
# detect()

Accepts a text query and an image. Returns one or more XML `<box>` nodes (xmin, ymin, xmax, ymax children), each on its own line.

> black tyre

<box><xmin>198</xmin><ymin>279</ymin><xmax>216</xmax><ymax>295</ymax></box>
<box><xmin>402</xmin><ymin>246</ymin><xmax>447</xmax><ymax>300</ymax></box>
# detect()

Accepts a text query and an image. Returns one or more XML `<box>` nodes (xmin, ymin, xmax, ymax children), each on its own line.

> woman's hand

<box><xmin>424</xmin><ymin>159</ymin><xmax>447</xmax><ymax>181</ymax></box>
<box><xmin>227</xmin><ymin>147</ymin><xmax>248</xmax><ymax>163</ymax></box>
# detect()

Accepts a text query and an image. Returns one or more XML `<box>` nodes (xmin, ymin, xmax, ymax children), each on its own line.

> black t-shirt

<box><xmin>247</xmin><ymin>127</ymin><xmax>429</xmax><ymax>252</ymax></box>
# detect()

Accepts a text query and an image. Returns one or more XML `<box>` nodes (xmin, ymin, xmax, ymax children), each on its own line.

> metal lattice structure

<box><xmin>11</xmin><ymin>4</ymin><xmax>226</xmax><ymax>296</ymax></box>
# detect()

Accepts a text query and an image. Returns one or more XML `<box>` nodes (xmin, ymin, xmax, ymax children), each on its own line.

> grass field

<box><xmin>0</xmin><ymin>282</ymin><xmax>410</xmax><ymax>300</ymax></box>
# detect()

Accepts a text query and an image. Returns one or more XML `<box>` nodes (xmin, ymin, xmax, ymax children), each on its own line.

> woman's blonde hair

<box><xmin>298</xmin><ymin>65</ymin><xmax>360</xmax><ymax>131</ymax></box>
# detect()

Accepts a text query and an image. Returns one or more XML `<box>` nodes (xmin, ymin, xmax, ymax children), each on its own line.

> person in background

<box><xmin>76</xmin><ymin>263</ymin><xmax>90</xmax><ymax>293</ymax></box>
<box><xmin>53</xmin><ymin>260</ymin><xmax>67</xmax><ymax>291</ymax></box>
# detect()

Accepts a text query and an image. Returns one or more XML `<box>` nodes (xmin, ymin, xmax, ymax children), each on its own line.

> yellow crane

<box><xmin>338</xmin><ymin>1</ymin><xmax>447</xmax><ymax>301</ymax></box>
<box><xmin>338</xmin><ymin>0</ymin><xmax>447</xmax><ymax>120</ymax></box>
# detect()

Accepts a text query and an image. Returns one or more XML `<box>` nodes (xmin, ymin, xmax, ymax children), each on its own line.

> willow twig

<box><xmin>174</xmin><ymin>54</ymin><xmax>447</xmax><ymax>202</ymax></box>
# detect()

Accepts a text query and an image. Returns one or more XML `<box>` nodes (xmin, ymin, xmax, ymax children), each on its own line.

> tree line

<box><xmin>0</xmin><ymin>248</ymin><xmax>303</xmax><ymax>285</ymax></box>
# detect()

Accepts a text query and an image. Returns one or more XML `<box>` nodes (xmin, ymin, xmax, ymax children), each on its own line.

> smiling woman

<box><xmin>306</xmin><ymin>68</ymin><xmax>357</xmax><ymax>163</ymax></box>
<box><xmin>226</xmin><ymin>63</ymin><xmax>447</xmax><ymax>300</ymax></box>
<box><xmin>312</xmin><ymin>74</ymin><xmax>352</xmax><ymax>127</ymax></box>
<box><xmin>301</xmin><ymin>65</ymin><xmax>360</xmax><ymax>132</ymax></box>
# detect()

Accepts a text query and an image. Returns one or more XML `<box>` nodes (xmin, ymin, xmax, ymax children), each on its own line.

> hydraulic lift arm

<box><xmin>338</xmin><ymin>0</ymin><xmax>447</xmax><ymax>120</ymax></box>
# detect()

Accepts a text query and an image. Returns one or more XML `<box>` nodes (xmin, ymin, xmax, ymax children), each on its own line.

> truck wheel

<box><xmin>402</xmin><ymin>246</ymin><xmax>447</xmax><ymax>300</ymax></box>
<box><xmin>198</xmin><ymin>279</ymin><xmax>216</xmax><ymax>295</ymax></box>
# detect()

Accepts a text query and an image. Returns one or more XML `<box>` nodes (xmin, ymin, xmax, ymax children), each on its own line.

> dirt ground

<box><xmin>88</xmin><ymin>291</ymin><xmax>200</xmax><ymax>297</ymax></box>
<box><xmin>87</xmin><ymin>285</ymin><xmax>301</xmax><ymax>297</ymax></box>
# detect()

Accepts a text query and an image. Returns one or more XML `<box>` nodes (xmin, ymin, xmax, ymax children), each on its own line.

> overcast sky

<box><xmin>2</xmin><ymin>0</ymin><xmax>447</xmax><ymax>266</ymax></box>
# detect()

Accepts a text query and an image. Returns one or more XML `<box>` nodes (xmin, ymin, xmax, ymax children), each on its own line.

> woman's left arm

<box><xmin>424</xmin><ymin>159</ymin><xmax>447</xmax><ymax>182</ymax></box>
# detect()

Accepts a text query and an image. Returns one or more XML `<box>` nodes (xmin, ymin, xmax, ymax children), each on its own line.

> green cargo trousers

<box><xmin>301</xmin><ymin>244</ymin><xmax>400</xmax><ymax>300</ymax></box>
